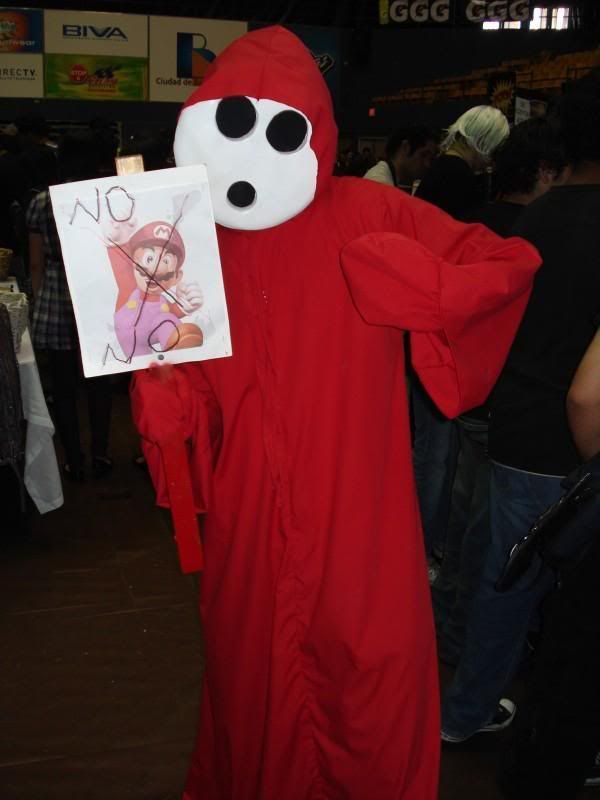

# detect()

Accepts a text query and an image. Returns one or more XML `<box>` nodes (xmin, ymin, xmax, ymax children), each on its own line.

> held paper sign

<box><xmin>49</xmin><ymin>166</ymin><xmax>232</xmax><ymax>377</ymax></box>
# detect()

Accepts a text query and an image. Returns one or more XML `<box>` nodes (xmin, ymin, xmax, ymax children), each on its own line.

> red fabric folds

<box><xmin>341</xmin><ymin>227</ymin><xmax>540</xmax><ymax>418</ymax></box>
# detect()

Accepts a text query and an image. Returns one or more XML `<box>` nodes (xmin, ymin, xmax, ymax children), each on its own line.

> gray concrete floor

<box><xmin>0</xmin><ymin>392</ymin><xmax>596</xmax><ymax>799</ymax></box>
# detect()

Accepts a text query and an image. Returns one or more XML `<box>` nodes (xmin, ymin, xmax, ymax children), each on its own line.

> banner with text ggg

<box><xmin>379</xmin><ymin>0</ymin><xmax>531</xmax><ymax>25</ymax></box>
<box><xmin>149</xmin><ymin>16</ymin><xmax>247</xmax><ymax>102</ymax></box>
<box><xmin>0</xmin><ymin>8</ymin><xmax>43</xmax><ymax>98</ymax></box>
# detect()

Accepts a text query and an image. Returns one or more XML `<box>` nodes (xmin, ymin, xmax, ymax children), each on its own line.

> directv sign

<box><xmin>379</xmin><ymin>0</ymin><xmax>530</xmax><ymax>25</ymax></box>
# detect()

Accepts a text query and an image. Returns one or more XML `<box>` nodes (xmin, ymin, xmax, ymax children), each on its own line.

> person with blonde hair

<box><xmin>412</xmin><ymin>105</ymin><xmax>509</xmax><ymax>581</ymax></box>
<box><xmin>416</xmin><ymin>104</ymin><xmax>509</xmax><ymax>220</ymax></box>
<box><xmin>442</xmin><ymin>105</ymin><xmax>510</xmax><ymax>168</ymax></box>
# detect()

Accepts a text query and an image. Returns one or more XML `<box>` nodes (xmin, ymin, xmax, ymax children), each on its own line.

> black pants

<box><xmin>48</xmin><ymin>349</ymin><xmax>112</xmax><ymax>469</ymax></box>
<box><xmin>499</xmin><ymin>501</ymin><xmax>600</xmax><ymax>799</ymax></box>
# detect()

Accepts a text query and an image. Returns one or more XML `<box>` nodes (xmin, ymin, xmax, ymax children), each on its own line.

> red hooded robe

<box><xmin>131</xmin><ymin>26</ymin><xmax>540</xmax><ymax>800</ymax></box>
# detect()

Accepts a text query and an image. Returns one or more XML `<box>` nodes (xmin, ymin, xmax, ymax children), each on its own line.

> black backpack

<box><xmin>496</xmin><ymin>453</ymin><xmax>600</xmax><ymax>592</ymax></box>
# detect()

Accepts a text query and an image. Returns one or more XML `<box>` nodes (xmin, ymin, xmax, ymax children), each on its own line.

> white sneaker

<box><xmin>441</xmin><ymin>698</ymin><xmax>516</xmax><ymax>743</ymax></box>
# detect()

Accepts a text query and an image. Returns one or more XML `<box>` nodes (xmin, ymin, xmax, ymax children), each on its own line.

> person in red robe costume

<box><xmin>131</xmin><ymin>25</ymin><xmax>541</xmax><ymax>800</ymax></box>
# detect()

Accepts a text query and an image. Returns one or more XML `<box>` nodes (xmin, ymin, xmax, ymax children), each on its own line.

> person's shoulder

<box><xmin>416</xmin><ymin>155</ymin><xmax>470</xmax><ymax>195</ymax></box>
<box><xmin>25</xmin><ymin>190</ymin><xmax>45</xmax><ymax>223</ymax></box>
<box><xmin>363</xmin><ymin>160</ymin><xmax>393</xmax><ymax>185</ymax></box>
<box><xmin>512</xmin><ymin>188</ymin><xmax>570</xmax><ymax>234</ymax></box>
<box><xmin>470</xmin><ymin>201</ymin><xmax>523</xmax><ymax>237</ymax></box>
<box><xmin>28</xmin><ymin>188</ymin><xmax>49</xmax><ymax>208</ymax></box>
<box><xmin>427</xmin><ymin>154</ymin><xmax>470</xmax><ymax>177</ymax></box>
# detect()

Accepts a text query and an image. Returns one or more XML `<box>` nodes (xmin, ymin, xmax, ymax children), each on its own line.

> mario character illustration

<box><xmin>106</xmin><ymin>220</ymin><xmax>204</xmax><ymax>360</ymax></box>
<box><xmin>130</xmin><ymin>26</ymin><xmax>542</xmax><ymax>800</ymax></box>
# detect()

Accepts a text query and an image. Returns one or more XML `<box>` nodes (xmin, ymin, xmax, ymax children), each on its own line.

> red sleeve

<box><xmin>130</xmin><ymin>364</ymin><xmax>222</xmax><ymax>572</ymax></box>
<box><xmin>340</xmin><ymin>198</ymin><xmax>541</xmax><ymax>418</ymax></box>
<box><xmin>107</xmin><ymin>245</ymin><xmax>137</xmax><ymax>309</ymax></box>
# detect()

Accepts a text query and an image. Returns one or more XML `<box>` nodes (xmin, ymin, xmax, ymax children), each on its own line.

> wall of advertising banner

<box><xmin>0</xmin><ymin>7</ymin><xmax>249</xmax><ymax>102</ymax></box>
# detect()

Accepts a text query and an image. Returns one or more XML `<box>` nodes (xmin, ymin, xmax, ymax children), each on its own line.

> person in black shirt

<box><xmin>497</xmin><ymin>324</ymin><xmax>600</xmax><ymax>800</ymax></box>
<box><xmin>475</xmin><ymin>116</ymin><xmax>568</xmax><ymax>236</ymax></box>
<box><xmin>433</xmin><ymin>117</ymin><xmax>568</xmax><ymax>666</ymax></box>
<box><xmin>441</xmin><ymin>71</ymin><xmax>600</xmax><ymax>745</ymax></box>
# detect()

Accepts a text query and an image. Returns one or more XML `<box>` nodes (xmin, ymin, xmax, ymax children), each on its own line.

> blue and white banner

<box><xmin>149</xmin><ymin>16</ymin><xmax>248</xmax><ymax>102</ymax></box>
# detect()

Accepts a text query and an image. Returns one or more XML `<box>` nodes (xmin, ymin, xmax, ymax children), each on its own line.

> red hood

<box><xmin>182</xmin><ymin>25</ymin><xmax>337</xmax><ymax>197</ymax></box>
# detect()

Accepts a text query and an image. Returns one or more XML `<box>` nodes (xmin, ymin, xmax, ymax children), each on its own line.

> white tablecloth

<box><xmin>17</xmin><ymin>329</ymin><xmax>64</xmax><ymax>513</ymax></box>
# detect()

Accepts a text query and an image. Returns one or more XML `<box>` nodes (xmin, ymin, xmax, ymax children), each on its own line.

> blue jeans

<box><xmin>433</xmin><ymin>417</ymin><xmax>491</xmax><ymax>665</ymax></box>
<box><xmin>441</xmin><ymin>462</ymin><xmax>564</xmax><ymax>739</ymax></box>
<box><xmin>412</xmin><ymin>380</ymin><xmax>458</xmax><ymax>557</ymax></box>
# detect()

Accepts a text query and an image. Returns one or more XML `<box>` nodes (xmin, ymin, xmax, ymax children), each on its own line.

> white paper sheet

<box><xmin>50</xmin><ymin>165</ymin><xmax>232</xmax><ymax>377</ymax></box>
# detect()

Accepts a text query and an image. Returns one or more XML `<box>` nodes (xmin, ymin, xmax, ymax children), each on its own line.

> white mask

<box><xmin>175</xmin><ymin>96</ymin><xmax>318</xmax><ymax>231</ymax></box>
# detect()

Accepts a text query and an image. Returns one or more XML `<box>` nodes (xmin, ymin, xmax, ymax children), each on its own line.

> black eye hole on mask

<box><xmin>216</xmin><ymin>96</ymin><xmax>257</xmax><ymax>139</ymax></box>
<box><xmin>266</xmin><ymin>110</ymin><xmax>308</xmax><ymax>153</ymax></box>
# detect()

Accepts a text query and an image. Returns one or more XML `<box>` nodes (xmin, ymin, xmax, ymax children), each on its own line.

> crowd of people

<box><xmin>2</xmin><ymin>64</ymin><xmax>599</xmax><ymax>798</ymax></box>
<box><xmin>361</xmin><ymin>77</ymin><xmax>600</xmax><ymax>797</ymax></box>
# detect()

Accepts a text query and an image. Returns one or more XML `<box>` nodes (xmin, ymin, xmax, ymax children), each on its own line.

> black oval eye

<box><xmin>266</xmin><ymin>110</ymin><xmax>308</xmax><ymax>153</ymax></box>
<box><xmin>216</xmin><ymin>96</ymin><xmax>256</xmax><ymax>139</ymax></box>
<box><xmin>227</xmin><ymin>181</ymin><xmax>256</xmax><ymax>208</ymax></box>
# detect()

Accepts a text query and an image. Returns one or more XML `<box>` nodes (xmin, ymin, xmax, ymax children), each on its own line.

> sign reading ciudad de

<box><xmin>149</xmin><ymin>16</ymin><xmax>247</xmax><ymax>102</ymax></box>
<box><xmin>44</xmin><ymin>9</ymin><xmax>148</xmax><ymax>56</ymax></box>
<box><xmin>379</xmin><ymin>0</ymin><xmax>531</xmax><ymax>25</ymax></box>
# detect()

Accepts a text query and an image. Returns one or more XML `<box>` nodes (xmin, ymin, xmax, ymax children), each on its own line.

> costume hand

<box><xmin>130</xmin><ymin>364</ymin><xmax>194</xmax><ymax>445</ymax></box>
<box><xmin>176</xmin><ymin>281</ymin><xmax>204</xmax><ymax>314</ymax></box>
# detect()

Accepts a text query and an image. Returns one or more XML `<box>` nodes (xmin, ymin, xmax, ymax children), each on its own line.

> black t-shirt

<box><xmin>415</xmin><ymin>154</ymin><xmax>485</xmax><ymax>220</ymax></box>
<box><xmin>469</xmin><ymin>200</ymin><xmax>524</xmax><ymax>238</ymax></box>
<box><xmin>489</xmin><ymin>185</ymin><xmax>600</xmax><ymax>476</ymax></box>
<box><xmin>460</xmin><ymin>201</ymin><xmax>526</xmax><ymax>422</ymax></box>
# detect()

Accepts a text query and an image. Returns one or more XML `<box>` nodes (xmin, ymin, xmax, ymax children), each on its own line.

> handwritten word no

<box><xmin>69</xmin><ymin>185</ymin><xmax>135</xmax><ymax>226</ymax></box>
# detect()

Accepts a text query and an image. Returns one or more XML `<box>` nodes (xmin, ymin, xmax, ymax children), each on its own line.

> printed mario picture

<box><xmin>105</xmin><ymin>218</ymin><xmax>205</xmax><ymax>360</ymax></box>
<box><xmin>49</xmin><ymin>164</ymin><xmax>232</xmax><ymax>378</ymax></box>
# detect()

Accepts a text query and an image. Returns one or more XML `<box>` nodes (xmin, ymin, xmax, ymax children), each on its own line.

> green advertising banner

<box><xmin>45</xmin><ymin>53</ymin><xmax>147</xmax><ymax>100</ymax></box>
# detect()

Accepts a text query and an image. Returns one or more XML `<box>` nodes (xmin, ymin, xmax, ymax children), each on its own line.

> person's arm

<box><xmin>567</xmin><ymin>328</ymin><xmax>600</xmax><ymax>460</ymax></box>
<box><xmin>28</xmin><ymin>232</ymin><xmax>45</xmax><ymax>298</ymax></box>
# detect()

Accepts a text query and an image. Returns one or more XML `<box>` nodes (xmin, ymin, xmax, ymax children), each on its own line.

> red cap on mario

<box><xmin>128</xmin><ymin>221</ymin><xmax>186</xmax><ymax>266</ymax></box>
